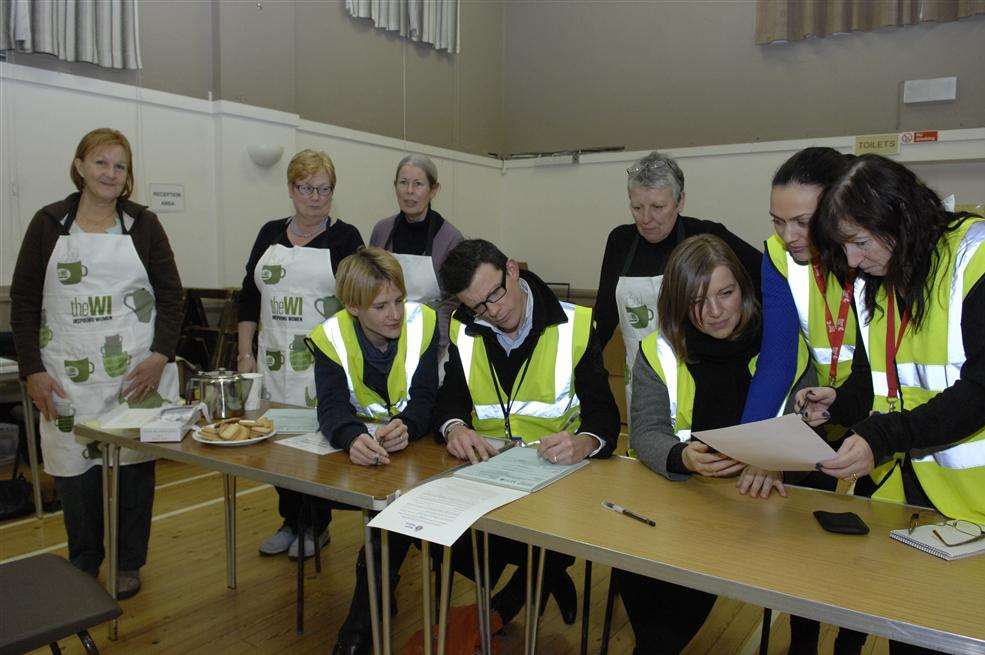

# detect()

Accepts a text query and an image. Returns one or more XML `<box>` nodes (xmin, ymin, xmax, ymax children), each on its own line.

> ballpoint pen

<box><xmin>602</xmin><ymin>500</ymin><xmax>656</xmax><ymax>527</ymax></box>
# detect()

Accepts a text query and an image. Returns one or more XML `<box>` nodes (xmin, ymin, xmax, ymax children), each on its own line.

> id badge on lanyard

<box><xmin>810</xmin><ymin>259</ymin><xmax>854</xmax><ymax>386</ymax></box>
<box><xmin>885</xmin><ymin>290</ymin><xmax>910</xmax><ymax>412</ymax></box>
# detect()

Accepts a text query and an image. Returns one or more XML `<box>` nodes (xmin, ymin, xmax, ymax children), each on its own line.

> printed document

<box><xmin>260</xmin><ymin>408</ymin><xmax>319</xmax><ymax>434</ymax></box>
<box><xmin>368</xmin><ymin>477</ymin><xmax>527</xmax><ymax>546</ymax></box>
<box><xmin>692</xmin><ymin>413</ymin><xmax>838</xmax><ymax>471</ymax></box>
<box><xmin>275</xmin><ymin>432</ymin><xmax>341</xmax><ymax>456</ymax></box>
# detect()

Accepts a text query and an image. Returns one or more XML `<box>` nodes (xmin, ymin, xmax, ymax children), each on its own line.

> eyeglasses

<box><xmin>468</xmin><ymin>268</ymin><xmax>508</xmax><ymax>318</ymax></box>
<box><xmin>294</xmin><ymin>183</ymin><xmax>333</xmax><ymax>198</ymax></box>
<box><xmin>932</xmin><ymin>520</ymin><xmax>984</xmax><ymax>547</ymax></box>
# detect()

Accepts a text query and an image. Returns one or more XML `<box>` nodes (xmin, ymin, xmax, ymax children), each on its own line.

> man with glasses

<box><xmin>431</xmin><ymin>238</ymin><xmax>620</xmax><ymax>636</ymax></box>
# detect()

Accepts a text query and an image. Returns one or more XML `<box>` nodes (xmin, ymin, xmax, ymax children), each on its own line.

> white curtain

<box><xmin>346</xmin><ymin>0</ymin><xmax>459</xmax><ymax>53</ymax></box>
<box><xmin>0</xmin><ymin>0</ymin><xmax>142</xmax><ymax>70</ymax></box>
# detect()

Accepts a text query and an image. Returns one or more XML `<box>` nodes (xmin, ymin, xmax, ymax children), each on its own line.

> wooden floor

<box><xmin>1</xmin><ymin>459</ymin><xmax>892</xmax><ymax>655</ymax></box>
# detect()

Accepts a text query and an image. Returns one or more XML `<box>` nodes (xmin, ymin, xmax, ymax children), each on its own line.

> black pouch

<box><xmin>813</xmin><ymin>510</ymin><xmax>869</xmax><ymax>535</ymax></box>
<box><xmin>0</xmin><ymin>474</ymin><xmax>35</xmax><ymax>520</ymax></box>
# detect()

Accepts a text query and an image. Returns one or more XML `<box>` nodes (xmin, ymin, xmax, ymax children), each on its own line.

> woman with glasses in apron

<box><xmin>593</xmin><ymin>151</ymin><xmax>762</xmax><ymax>419</ymax></box>
<box><xmin>369</xmin><ymin>154</ymin><xmax>463</xmax><ymax>362</ymax></box>
<box><xmin>237</xmin><ymin>149</ymin><xmax>364</xmax><ymax>559</ymax></box>
<box><xmin>12</xmin><ymin>128</ymin><xmax>184</xmax><ymax>599</ymax></box>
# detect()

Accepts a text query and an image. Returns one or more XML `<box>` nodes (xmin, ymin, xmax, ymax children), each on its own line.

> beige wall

<box><xmin>4</xmin><ymin>0</ymin><xmax>504</xmax><ymax>156</ymax></box>
<box><xmin>502</xmin><ymin>1</ymin><xmax>985</xmax><ymax>153</ymax></box>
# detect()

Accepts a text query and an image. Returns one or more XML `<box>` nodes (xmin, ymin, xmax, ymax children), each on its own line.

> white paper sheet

<box><xmin>274</xmin><ymin>432</ymin><xmax>341</xmax><ymax>456</ymax></box>
<box><xmin>692</xmin><ymin>413</ymin><xmax>838</xmax><ymax>471</ymax></box>
<box><xmin>100</xmin><ymin>405</ymin><xmax>184</xmax><ymax>429</ymax></box>
<box><xmin>368</xmin><ymin>477</ymin><xmax>528</xmax><ymax>546</ymax></box>
<box><xmin>260</xmin><ymin>408</ymin><xmax>319</xmax><ymax>434</ymax></box>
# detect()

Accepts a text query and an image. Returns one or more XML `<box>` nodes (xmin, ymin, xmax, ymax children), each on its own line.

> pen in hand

<box><xmin>602</xmin><ymin>500</ymin><xmax>656</xmax><ymax>527</ymax></box>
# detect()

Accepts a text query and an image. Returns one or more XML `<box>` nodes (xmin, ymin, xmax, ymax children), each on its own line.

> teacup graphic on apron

<box><xmin>57</xmin><ymin>261</ymin><xmax>88</xmax><ymax>285</ymax></box>
<box><xmin>123</xmin><ymin>287</ymin><xmax>154</xmax><ymax>323</ymax></box>
<box><xmin>117</xmin><ymin>388</ymin><xmax>168</xmax><ymax>409</ymax></box>
<box><xmin>289</xmin><ymin>334</ymin><xmax>314</xmax><ymax>371</ymax></box>
<box><xmin>261</xmin><ymin>265</ymin><xmax>287</xmax><ymax>284</ymax></box>
<box><xmin>265</xmin><ymin>350</ymin><xmax>285</xmax><ymax>371</ymax></box>
<box><xmin>625</xmin><ymin>304</ymin><xmax>654</xmax><ymax>330</ymax></box>
<box><xmin>101</xmin><ymin>336</ymin><xmax>132</xmax><ymax>378</ymax></box>
<box><xmin>64</xmin><ymin>358</ymin><xmax>95</xmax><ymax>383</ymax></box>
<box><xmin>305</xmin><ymin>386</ymin><xmax>317</xmax><ymax>408</ymax></box>
<box><xmin>315</xmin><ymin>295</ymin><xmax>342</xmax><ymax>319</ymax></box>
<box><xmin>39</xmin><ymin>310</ymin><xmax>53</xmax><ymax>348</ymax></box>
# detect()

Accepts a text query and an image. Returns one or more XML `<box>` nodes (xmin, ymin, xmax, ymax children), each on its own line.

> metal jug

<box><xmin>184</xmin><ymin>368</ymin><xmax>254</xmax><ymax>420</ymax></box>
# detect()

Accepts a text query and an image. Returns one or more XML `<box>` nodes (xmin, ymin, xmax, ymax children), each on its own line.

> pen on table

<box><xmin>908</xmin><ymin>512</ymin><xmax>920</xmax><ymax>535</ymax></box>
<box><xmin>602</xmin><ymin>500</ymin><xmax>656</xmax><ymax>527</ymax></box>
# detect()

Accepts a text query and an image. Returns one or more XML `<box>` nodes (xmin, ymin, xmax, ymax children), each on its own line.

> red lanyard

<box><xmin>810</xmin><ymin>258</ymin><xmax>854</xmax><ymax>386</ymax></box>
<box><xmin>885</xmin><ymin>290</ymin><xmax>910</xmax><ymax>411</ymax></box>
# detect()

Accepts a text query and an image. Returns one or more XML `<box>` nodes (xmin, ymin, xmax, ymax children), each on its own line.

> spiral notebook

<box><xmin>890</xmin><ymin>525</ymin><xmax>985</xmax><ymax>561</ymax></box>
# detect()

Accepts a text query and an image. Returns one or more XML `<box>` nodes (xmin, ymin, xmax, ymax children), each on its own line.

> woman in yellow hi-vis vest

<box><xmin>306</xmin><ymin>248</ymin><xmax>439</xmax><ymax>655</ymax></box>
<box><xmin>744</xmin><ymin>148</ymin><xmax>861</xmax><ymax>654</ymax></box>
<box><xmin>616</xmin><ymin>234</ymin><xmax>811</xmax><ymax>655</ymax></box>
<box><xmin>800</xmin><ymin>155</ymin><xmax>985</xmax><ymax>655</ymax></box>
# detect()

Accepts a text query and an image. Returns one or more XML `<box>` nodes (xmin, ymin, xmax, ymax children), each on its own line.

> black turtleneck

<box><xmin>684</xmin><ymin>320</ymin><xmax>762</xmax><ymax>432</ymax></box>
<box><xmin>386</xmin><ymin>208</ymin><xmax>445</xmax><ymax>256</ymax></box>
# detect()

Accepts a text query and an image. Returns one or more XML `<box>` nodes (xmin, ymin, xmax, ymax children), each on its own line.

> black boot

<box><xmin>545</xmin><ymin>568</ymin><xmax>577</xmax><ymax>625</ymax></box>
<box><xmin>787</xmin><ymin>614</ymin><xmax>819</xmax><ymax>655</ymax></box>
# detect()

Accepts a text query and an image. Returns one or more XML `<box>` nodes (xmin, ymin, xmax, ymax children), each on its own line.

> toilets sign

<box><xmin>149</xmin><ymin>184</ymin><xmax>185</xmax><ymax>213</ymax></box>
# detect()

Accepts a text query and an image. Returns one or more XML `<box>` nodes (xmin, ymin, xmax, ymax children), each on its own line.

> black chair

<box><xmin>0</xmin><ymin>554</ymin><xmax>122</xmax><ymax>654</ymax></box>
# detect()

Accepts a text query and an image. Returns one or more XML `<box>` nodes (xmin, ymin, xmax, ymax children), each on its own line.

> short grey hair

<box><xmin>395</xmin><ymin>154</ymin><xmax>439</xmax><ymax>187</ymax></box>
<box><xmin>627</xmin><ymin>151</ymin><xmax>684</xmax><ymax>202</ymax></box>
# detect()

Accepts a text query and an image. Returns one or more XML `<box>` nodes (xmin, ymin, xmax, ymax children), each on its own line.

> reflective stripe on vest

<box><xmin>775</xmin><ymin>239</ymin><xmax>855</xmax><ymax>380</ymax></box>
<box><xmin>456</xmin><ymin>304</ymin><xmax>579</xmax><ymax>422</ymax></box>
<box><xmin>651</xmin><ymin>334</ymin><xmax>691</xmax><ymax>442</ymax></box>
<box><xmin>311</xmin><ymin>302</ymin><xmax>430</xmax><ymax>420</ymax></box>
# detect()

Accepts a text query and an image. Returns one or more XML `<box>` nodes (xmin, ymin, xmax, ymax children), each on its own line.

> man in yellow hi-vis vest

<box><xmin>432</xmin><ymin>239</ymin><xmax>621</xmax><ymax>637</ymax></box>
<box><xmin>306</xmin><ymin>248</ymin><xmax>439</xmax><ymax>655</ymax></box>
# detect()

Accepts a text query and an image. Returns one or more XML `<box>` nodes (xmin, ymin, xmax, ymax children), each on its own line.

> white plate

<box><xmin>192</xmin><ymin>423</ymin><xmax>277</xmax><ymax>447</ymax></box>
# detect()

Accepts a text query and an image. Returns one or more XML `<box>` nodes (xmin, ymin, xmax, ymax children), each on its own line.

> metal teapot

<box><xmin>184</xmin><ymin>368</ymin><xmax>254</xmax><ymax>420</ymax></box>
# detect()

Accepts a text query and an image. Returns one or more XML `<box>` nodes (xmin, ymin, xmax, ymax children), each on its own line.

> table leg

<box><xmin>580</xmin><ymin>560</ymin><xmax>592</xmax><ymax>655</ymax></box>
<box><xmin>470</xmin><ymin>529</ymin><xmax>490</xmax><ymax>655</ymax></box>
<box><xmin>381</xmin><ymin>529</ymin><xmax>391</xmax><ymax>655</ymax></box>
<box><xmin>107</xmin><ymin>444</ymin><xmax>120</xmax><ymax>641</ymax></box>
<box><xmin>311</xmin><ymin>502</ymin><xmax>322</xmax><ymax>574</ymax></box>
<box><xmin>19</xmin><ymin>381</ymin><xmax>43</xmax><ymax>519</ymax></box>
<box><xmin>524</xmin><ymin>544</ymin><xmax>534</xmax><ymax>655</ymax></box>
<box><xmin>363</xmin><ymin>511</ymin><xmax>382</xmax><ymax>655</ymax></box>
<box><xmin>436</xmin><ymin>546</ymin><xmax>452</xmax><ymax>655</ymax></box>
<box><xmin>296</xmin><ymin>496</ymin><xmax>307</xmax><ymax>635</ymax></box>
<box><xmin>420</xmin><ymin>540</ymin><xmax>432</xmax><ymax>655</ymax></box>
<box><xmin>760</xmin><ymin>608</ymin><xmax>772</xmax><ymax>655</ymax></box>
<box><xmin>529</xmin><ymin>547</ymin><xmax>546</xmax><ymax>655</ymax></box>
<box><xmin>222</xmin><ymin>474</ymin><xmax>236</xmax><ymax>590</ymax></box>
<box><xmin>483</xmin><ymin>531</ymin><xmax>491</xmax><ymax>650</ymax></box>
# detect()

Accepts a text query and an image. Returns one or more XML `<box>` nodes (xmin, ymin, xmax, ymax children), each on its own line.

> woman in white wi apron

<box><xmin>237</xmin><ymin>149</ymin><xmax>364</xmax><ymax>559</ymax></box>
<box><xmin>369</xmin><ymin>154</ymin><xmax>464</xmax><ymax>370</ymax></box>
<box><xmin>595</xmin><ymin>151</ymin><xmax>762</xmax><ymax>423</ymax></box>
<box><xmin>12</xmin><ymin>128</ymin><xmax>183</xmax><ymax>599</ymax></box>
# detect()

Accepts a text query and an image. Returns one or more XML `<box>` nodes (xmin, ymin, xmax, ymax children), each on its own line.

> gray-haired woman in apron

<box><xmin>12</xmin><ymin>128</ymin><xmax>184</xmax><ymax>599</ymax></box>
<box><xmin>593</xmin><ymin>151</ymin><xmax>762</xmax><ymax>422</ymax></box>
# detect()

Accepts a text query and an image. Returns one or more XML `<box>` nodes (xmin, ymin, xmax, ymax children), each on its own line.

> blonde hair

<box><xmin>657</xmin><ymin>234</ymin><xmax>760</xmax><ymax>362</ymax></box>
<box><xmin>337</xmin><ymin>247</ymin><xmax>407</xmax><ymax>309</ymax></box>
<box><xmin>287</xmin><ymin>149</ymin><xmax>337</xmax><ymax>188</ymax></box>
<box><xmin>71</xmin><ymin>128</ymin><xmax>135</xmax><ymax>200</ymax></box>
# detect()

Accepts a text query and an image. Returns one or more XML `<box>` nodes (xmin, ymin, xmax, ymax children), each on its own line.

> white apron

<box><xmin>613</xmin><ymin>222</ymin><xmax>685</xmax><ymax>411</ymax></box>
<box><xmin>40</xmin><ymin>220</ymin><xmax>179</xmax><ymax>477</ymax></box>
<box><xmin>383</xmin><ymin>218</ymin><xmax>442</xmax><ymax>305</ymax></box>
<box><xmin>255</xmin><ymin>243</ymin><xmax>338</xmax><ymax>406</ymax></box>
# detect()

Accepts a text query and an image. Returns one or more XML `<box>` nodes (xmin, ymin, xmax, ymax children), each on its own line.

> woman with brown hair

<box><xmin>614</xmin><ymin>234</ymin><xmax>809</xmax><ymax>654</ymax></box>
<box><xmin>11</xmin><ymin>128</ymin><xmax>184</xmax><ymax>598</ymax></box>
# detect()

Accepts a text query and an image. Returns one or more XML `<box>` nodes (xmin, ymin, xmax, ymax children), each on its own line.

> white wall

<box><xmin>2</xmin><ymin>63</ymin><xmax>983</xmax><ymax>295</ymax></box>
<box><xmin>501</xmin><ymin>135</ymin><xmax>985</xmax><ymax>289</ymax></box>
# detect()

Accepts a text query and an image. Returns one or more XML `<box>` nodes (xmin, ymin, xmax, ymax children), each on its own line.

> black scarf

<box><xmin>684</xmin><ymin>321</ymin><xmax>761</xmax><ymax>432</ymax></box>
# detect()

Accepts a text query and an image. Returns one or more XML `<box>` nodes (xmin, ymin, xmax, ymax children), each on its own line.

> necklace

<box><xmin>288</xmin><ymin>216</ymin><xmax>328</xmax><ymax>239</ymax></box>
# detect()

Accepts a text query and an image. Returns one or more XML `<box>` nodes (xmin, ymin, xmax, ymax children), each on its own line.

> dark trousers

<box><xmin>336</xmin><ymin>531</ymin><xmax>574</xmax><ymax>641</ymax></box>
<box><xmin>53</xmin><ymin>460</ymin><xmax>156</xmax><ymax>574</ymax></box>
<box><xmin>276</xmin><ymin>486</ymin><xmax>333</xmax><ymax>534</ymax></box>
<box><xmin>613</xmin><ymin>568</ymin><xmax>717</xmax><ymax>655</ymax></box>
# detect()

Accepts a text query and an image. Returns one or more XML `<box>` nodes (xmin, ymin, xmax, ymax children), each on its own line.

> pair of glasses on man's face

<box><xmin>467</xmin><ymin>268</ymin><xmax>508</xmax><ymax>318</ymax></box>
<box><xmin>294</xmin><ymin>183</ymin><xmax>333</xmax><ymax>198</ymax></box>
<box><xmin>912</xmin><ymin>515</ymin><xmax>985</xmax><ymax>547</ymax></box>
